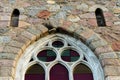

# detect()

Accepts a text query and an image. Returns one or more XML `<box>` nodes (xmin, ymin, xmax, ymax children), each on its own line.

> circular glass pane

<box><xmin>61</xmin><ymin>49</ymin><xmax>80</xmax><ymax>62</ymax></box>
<box><xmin>52</xmin><ymin>40</ymin><xmax>64</xmax><ymax>48</ymax></box>
<box><xmin>37</xmin><ymin>49</ymin><xmax>56</xmax><ymax>62</ymax></box>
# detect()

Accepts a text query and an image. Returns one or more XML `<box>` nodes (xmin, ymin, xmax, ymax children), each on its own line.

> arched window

<box><xmin>50</xmin><ymin>63</ymin><xmax>69</xmax><ymax>80</ymax></box>
<box><xmin>10</xmin><ymin>9</ymin><xmax>20</xmax><ymax>27</ymax></box>
<box><xmin>15</xmin><ymin>34</ymin><xmax>104</xmax><ymax>80</ymax></box>
<box><xmin>25</xmin><ymin>64</ymin><xmax>45</xmax><ymax>80</ymax></box>
<box><xmin>73</xmin><ymin>64</ymin><xmax>93</xmax><ymax>80</ymax></box>
<box><xmin>95</xmin><ymin>8</ymin><xmax>106</xmax><ymax>26</ymax></box>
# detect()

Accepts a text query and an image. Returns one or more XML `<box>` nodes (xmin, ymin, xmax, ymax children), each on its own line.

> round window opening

<box><xmin>37</xmin><ymin>49</ymin><xmax>56</xmax><ymax>62</ymax></box>
<box><xmin>52</xmin><ymin>40</ymin><xmax>64</xmax><ymax>48</ymax></box>
<box><xmin>61</xmin><ymin>49</ymin><xmax>80</xmax><ymax>62</ymax></box>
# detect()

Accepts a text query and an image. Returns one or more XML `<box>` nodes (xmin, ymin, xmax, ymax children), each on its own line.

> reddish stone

<box><xmin>104</xmin><ymin>12</ymin><xmax>113</xmax><ymax>17</ymax></box>
<box><xmin>61</xmin><ymin>21</ymin><xmax>72</xmax><ymax>29</ymax></box>
<box><xmin>87</xmin><ymin>19</ymin><xmax>97</xmax><ymax>26</ymax></box>
<box><xmin>112</xmin><ymin>42</ymin><xmax>120</xmax><ymax>51</ymax></box>
<box><xmin>106</xmin><ymin>21</ymin><xmax>113</xmax><ymax>26</ymax></box>
<box><xmin>37</xmin><ymin>10</ymin><xmax>51</xmax><ymax>19</ymax></box>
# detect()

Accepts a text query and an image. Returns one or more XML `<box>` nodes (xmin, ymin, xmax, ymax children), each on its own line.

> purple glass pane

<box><xmin>74</xmin><ymin>73</ymin><xmax>93</xmax><ymax>80</ymax></box>
<box><xmin>25</xmin><ymin>74</ymin><xmax>45</xmax><ymax>80</ymax></box>
<box><xmin>50</xmin><ymin>64</ymin><xmax>69</xmax><ymax>80</ymax></box>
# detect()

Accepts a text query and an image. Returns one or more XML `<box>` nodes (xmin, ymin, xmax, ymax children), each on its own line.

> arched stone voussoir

<box><xmin>89</xmin><ymin>5</ymin><xmax>109</xmax><ymax>12</ymax></box>
<box><xmin>59</xmin><ymin>24</ymin><xmax>109</xmax><ymax>51</ymax></box>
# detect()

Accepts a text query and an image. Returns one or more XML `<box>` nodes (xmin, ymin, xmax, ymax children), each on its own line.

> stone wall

<box><xmin>0</xmin><ymin>0</ymin><xmax>120</xmax><ymax>80</ymax></box>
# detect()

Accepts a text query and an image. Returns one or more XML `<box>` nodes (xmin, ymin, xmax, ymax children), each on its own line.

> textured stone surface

<box><xmin>104</xmin><ymin>66</ymin><xmax>120</xmax><ymax>76</ymax></box>
<box><xmin>106</xmin><ymin>76</ymin><xmax>120</xmax><ymax>80</ymax></box>
<box><xmin>112</xmin><ymin>42</ymin><xmax>120</xmax><ymax>51</ymax></box>
<box><xmin>99</xmin><ymin>52</ymin><xmax>118</xmax><ymax>59</ymax></box>
<box><xmin>94</xmin><ymin>45</ymin><xmax>113</xmax><ymax>55</ymax></box>
<box><xmin>101</xmin><ymin>59</ymin><xmax>120</xmax><ymax>66</ymax></box>
<box><xmin>0</xmin><ymin>0</ymin><xmax>120</xmax><ymax>79</ymax></box>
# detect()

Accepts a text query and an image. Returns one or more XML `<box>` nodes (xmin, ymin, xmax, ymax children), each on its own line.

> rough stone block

<box><xmin>0</xmin><ymin>53</ymin><xmax>17</xmax><ymax>60</ymax></box>
<box><xmin>106</xmin><ymin>76</ymin><xmax>120</xmax><ymax>80</ymax></box>
<box><xmin>2</xmin><ymin>46</ymin><xmax>22</xmax><ymax>55</ymax></box>
<box><xmin>99</xmin><ymin>52</ymin><xmax>118</xmax><ymax>60</ymax></box>
<box><xmin>94</xmin><ymin>45</ymin><xmax>113</xmax><ymax>55</ymax></box>
<box><xmin>35</xmin><ymin>24</ymin><xmax>48</xmax><ymax>35</ymax></box>
<box><xmin>0</xmin><ymin>77</ymin><xmax>13</xmax><ymax>80</ymax></box>
<box><xmin>21</xmin><ymin>30</ymin><xmax>36</xmax><ymax>42</ymax></box>
<box><xmin>0</xmin><ymin>60</ymin><xmax>15</xmax><ymax>67</ymax></box>
<box><xmin>104</xmin><ymin>66</ymin><xmax>120</xmax><ymax>76</ymax></box>
<box><xmin>86</xmin><ymin>34</ymin><xmax>100</xmax><ymax>44</ymax></box>
<box><xmin>0</xmin><ymin>66</ymin><xmax>13</xmax><ymax>76</ymax></box>
<box><xmin>7</xmin><ymin>40</ymin><xmax>26</xmax><ymax>51</ymax></box>
<box><xmin>13</xmin><ymin>35</ymin><xmax>31</xmax><ymax>47</ymax></box>
<box><xmin>26</xmin><ymin>26</ymin><xmax>41</xmax><ymax>39</ymax></box>
<box><xmin>87</xmin><ymin>18</ymin><xmax>97</xmax><ymax>26</ymax></box>
<box><xmin>89</xmin><ymin>39</ymin><xmax>108</xmax><ymax>50</ymax></box>
<box><xmin>101</xmin><ymin>59</ymin><xmax>120</xmax><ymax>66</ymax></box>
<box><xmin>79</xmin><ymin>13</ymin><xmax>96</xmax><ymax>19</ymax></box>
<box><xmin>112</xmin><ymin>42</ymin><xmax>120</xmax><ymax>51</ymax></box>
<box><xmin>78</xmin><ymin>29</ymin><xmax>94</xmax><ymax>41</ymax></box>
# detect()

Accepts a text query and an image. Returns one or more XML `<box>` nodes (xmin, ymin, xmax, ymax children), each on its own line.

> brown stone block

<box><xmin>13</xmin><ymin>35</ymin><xmax>31</xmax><ymax>47</ymax></box>
<box><xmin>87</xmin><ymin>18</ymin><xmax>97</xmax><ymax>27</ymax></box>
<box><xmin>104</xmin><ymin>66</ymin><xmax>120</xmax><ymax>76</ymax></box>
<box><xmin>2</xmin><ymin>46</ymin><xmax>22</xmax><ymax>55</ymax></box>
<box><xmin>106</xmin><ymin>76</ymin><xmax>120</xmax><ymax>80</ymax></box>
<box><xmin>101</xmin><ymin>59</ymin><xmax>120</xmax><ymax>67</ymax></box>
<box><xmin>7</xmin><ymin>40</ymin><xmax>26</xmax><ymax>51</ymax></box>
<box><xmin>61</xmin><ymin>21</ymin><xmax>73</xmax><ymax>30</ymax></box>
<box><xmin>89</xmin><ymin>39</ymin><xmax>108</xmax><ymax>50</ymax></box>
<box><xmin>94</xmin><ymin>45</ymin><xmax>113</xmax><ymax>55</ymax></box>
<box><xmin>0</xmin><ymin>66</ymin><xmax>14</xmax><ymax>77</ymax></box>
<box><xmin>79</xmin><ymin>29</ymin><xmax>95</xmax><ymax>41</ymax></box>
<box><xmin>21</xmin><ymin>30</ymin><xmax>36</xmax><ymax>42</ymax></box>
<box><xmin>0</xmin><ymin>60</ymin><xmax>15</xmax><ymax>67</ymax></box>
<box><xmin>37</xmin><ymin>10</ymin><xmax>51</xmax><ymax>19</ymax></box>
<box><xmin>99</xmin><ymin>52</ymin><xmax>118</xmax><ymax>60</ymax></box>
<box><xmin>112</xmin><ymin>42</ymin><xmax>120</xmax><ymax>51</ymax></box>
<box><xmin>35</xmin><ymin>25</ymin><xmax>48</xmax><ymax>36</ymax></box>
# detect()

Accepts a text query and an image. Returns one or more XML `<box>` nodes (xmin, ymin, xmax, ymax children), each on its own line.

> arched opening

<box><xmin>73</xmin><ymin>64</ymin><xmax>93</xmax><ymax>80</ymax></box>
<box><xmin>25</xmin><ymin>64</ymin><xmax>45</xmax><ymax>80</ymax></box>
<box><xmin>50</xmin><ymin>63</ymin><xmax>69</xmax><ymax>80</ymax></box>
<box><xmin>95</xmin><ymin>8</ymin><xmax>106</xmax><ymax>26</ymax></box>
<box><xmin>10</xmin><ymin>9</ymin><xmax>20</xmax><ymax>27</ymax></box>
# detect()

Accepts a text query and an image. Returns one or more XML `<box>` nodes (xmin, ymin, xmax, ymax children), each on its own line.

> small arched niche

<box><xmin>95</xmin><ymin>8</ymin><xmax>106</xmax><ymax>26</ymax></box>
<box><xmin>25</xmin><ymin>64</ymin><xmax>45</xmax><ymax>80</ymax></box>
<box><xmin>73</xmin><ymin>64</ymin><xmax>93</xmax><ymax>80</ymax></box>
<box><xmin>10</xmin><ymin>9</ymin><xmax>20</xmax><ymax>27</ymax></box>
<box><xmin>50</xmin><ymin>63</ymin><xmax>69</xmax><ymax>80</ymax></box>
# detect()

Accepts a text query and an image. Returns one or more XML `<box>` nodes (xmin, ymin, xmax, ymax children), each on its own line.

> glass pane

<box><xmin>25</xmin><ymin>64</ymin><xmax>45</xmax><ymax>80</ymax></box>
<box><xmin>50</xmin><ymin>63</ymin><xmax>69</xmax><ymax>80</ymax></box>
<box><xmin>61</xmin><ymin>49</ymin><xmax>80</xmax><ymax>62</ymax></box>
<box><xmin>73</xmin><ymin>64</ymin><xmax>93</xmax><ymax>80</ymax></box>
<box><xmin>37</xmin><ymin>49</ymin><xmax>56</xmax><ymax>62</ymax></box>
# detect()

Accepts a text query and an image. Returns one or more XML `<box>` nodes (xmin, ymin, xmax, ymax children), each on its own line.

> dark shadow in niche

<box><xmin>10</xmin><ymin>9</ymin><xmax>20</xmax><ymax>27</ymax></box>
<box><xmin>42</xmin><ymin>23</ymin><xmax>53</xmax><ymax>30</ymax></box>
<box><xmin>95</xmin><ymin>8</ymin><xmax>106</xmax><ymax>26</ymax></box>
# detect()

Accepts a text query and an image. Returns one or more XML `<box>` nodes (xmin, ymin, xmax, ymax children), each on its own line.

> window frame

<box><xmin>15</xmin><ymin>34</ymin><xmax>104</xmax><ymax>80</ymax></box>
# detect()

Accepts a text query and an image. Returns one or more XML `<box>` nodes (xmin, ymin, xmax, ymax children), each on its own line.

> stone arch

<box><xmin>89</xmin><ymin>5</ymin><xmax>109</xmax><ymax>12</ymax></box>
<box><xmin>14</xmin><ymin>33</ymin><xmax>105</xmax><ymax>80</ymax></box>
<box><xmin>0</xmin><ymin>24</ymin><xmax>116</xmax><ymax>80</ymax></box>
